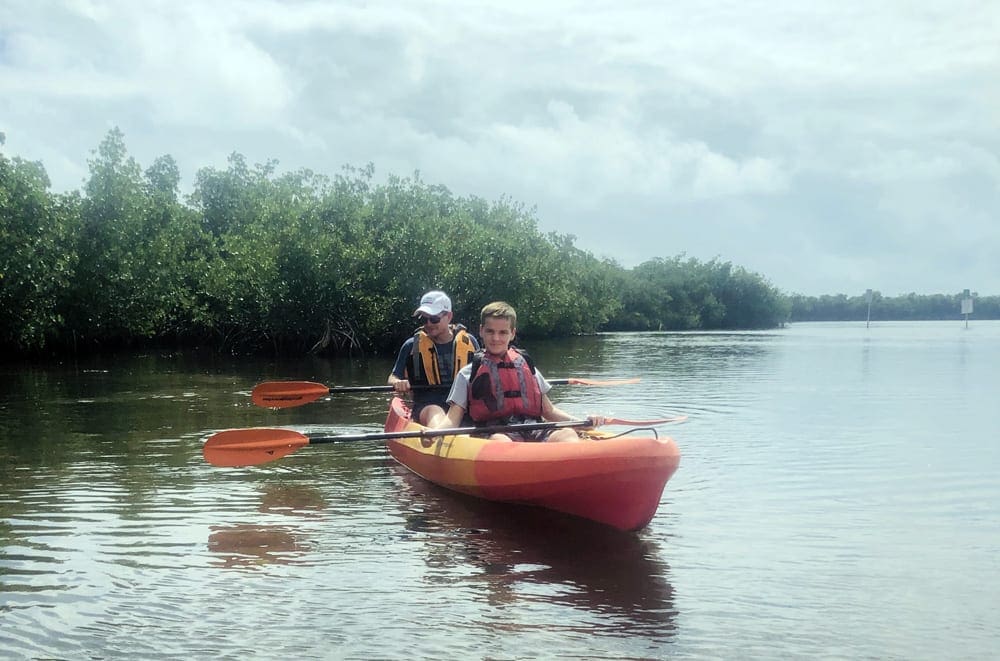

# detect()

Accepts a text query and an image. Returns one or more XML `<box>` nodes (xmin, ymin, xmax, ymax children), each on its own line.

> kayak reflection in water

<box><xmin>393</xmin><ymin>468</ymin><xmax>677</xmax><ymax>636</ymax></box>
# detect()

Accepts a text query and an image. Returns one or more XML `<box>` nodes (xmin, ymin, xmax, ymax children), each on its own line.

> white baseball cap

<box><xmin>413</xmin><ymin>290</ymin><xmax>452</xmax><ymax>317</ymax></box>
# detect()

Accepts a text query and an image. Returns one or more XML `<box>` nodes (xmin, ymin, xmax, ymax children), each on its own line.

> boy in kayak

<box><xmin>437</xmin><ymin>301</ymin><xmax>604</xmax><ymax>442</ymax></box>
<box><xmin>388</xmin><ymin>290</ymin><xmax>480</xmax><ymax>427</ymax></box>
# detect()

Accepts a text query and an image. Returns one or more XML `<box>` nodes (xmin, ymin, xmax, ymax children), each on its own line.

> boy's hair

<box><xmin>480</xmin><ymin>301</ymin><xmax>517</xmax><ymax>330</ymax></box>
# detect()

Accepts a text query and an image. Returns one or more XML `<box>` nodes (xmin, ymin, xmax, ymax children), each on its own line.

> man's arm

<box><xmin>388</xmin><ymin>339</ymin><xmax>414</xmax><ymax>390</ymax></box>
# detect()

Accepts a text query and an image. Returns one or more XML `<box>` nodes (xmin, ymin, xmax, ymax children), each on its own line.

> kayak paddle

<box><xmin>203</xmin><ymin>414</ymin><xmax>683</xmax><ymax>468</ymax></box>
<box><xmin>250</xmin><ymin>377</ymin><xmax>641</xmax><ymax>409</ymax></box>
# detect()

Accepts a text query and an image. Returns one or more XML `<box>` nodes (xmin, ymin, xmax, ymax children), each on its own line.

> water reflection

<box><xmin>207</xmin><ymin>524</ymin><xmax>312</xmax><ymax>569</ymax></box>
<box><xmin>207</xmin><ymin>483</ymin><xmax>327</xmax><ymax>569</ymax></box>
<box><xmin>392</xmin><ymin>468</ymin><xmax>677</xmax><ymax>638</ymax></box>
<box><xmin>257</xmin><ymin>482</ymin><xmax>329</xmax><ymax>517</ymax></box>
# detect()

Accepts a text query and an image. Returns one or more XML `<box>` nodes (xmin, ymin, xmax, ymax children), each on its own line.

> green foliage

<box><xmin>713</xmin><ymin>261</ymin><xmax>791</xmax><ymax>329</ymax></box>
<box><xmin>607</xmin><ymin>256</ymin><xmax>786</xmax><ymax>331</ymax></box>
<box><xmin>0</xmin><ymin>152</ymin><xmax>79</xmax><ymax>350</ymax></box>
<box><xmin>2</xmin><ymin>128</ymin><xmax>804</xmax><ymax>357</ymax></box>
<box><xmin>61</xmin><ymin>128</ymin><xmax>215</xmax><ymax>349</ymax></box>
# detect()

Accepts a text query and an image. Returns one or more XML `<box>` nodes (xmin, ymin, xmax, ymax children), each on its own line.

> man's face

<box><xmin>419</xmin><ymin>311</ymin><xmax>451</xmax><ymax>341</ymax></box>
<box><xmin>480</xmin><ymin>317</ymin><xmax>514</xmax><ymax>355</ymax></box>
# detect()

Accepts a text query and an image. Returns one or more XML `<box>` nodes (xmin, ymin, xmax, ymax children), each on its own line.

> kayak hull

<box><xmin>383</xmin><ymin>397</ymin><xmax>680</xmax><ymax>531</ymax></box>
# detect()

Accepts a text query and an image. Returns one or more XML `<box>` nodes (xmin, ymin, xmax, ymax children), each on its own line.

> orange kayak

<box><xmin>383</xmin><ymin>397</ymin><xmax>681</xmax><ymax>531</ymax></box>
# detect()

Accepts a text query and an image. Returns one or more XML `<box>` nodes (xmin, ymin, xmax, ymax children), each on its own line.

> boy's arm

<box><xmin>540</xmin><ymin>394</ymin><xmax>574</xmax><ymax>422</ymax></box>
<box><xmin>541</xmin><ymin>394</ymin><xmax>605</xmax><ymax>427</ymax></box>
<box><xmin>431</xmin><ymin>366</ymin><xmax>470</xmax><ymax>429</ymax></box>
<box><xmin>438</xmin><ymin>403</ymin><xmax>466</xmax><ymax>429</ymax></box>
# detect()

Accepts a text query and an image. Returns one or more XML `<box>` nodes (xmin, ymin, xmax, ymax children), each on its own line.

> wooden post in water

<box><xmin>865</xmin><ymin>289</ymin><xmax>873</xmax><ymax>328</ymax></box>
<box><xmin>961</xmin><ymin>289</ymin><xmax>973</xmax><ymax>329</ymax></box>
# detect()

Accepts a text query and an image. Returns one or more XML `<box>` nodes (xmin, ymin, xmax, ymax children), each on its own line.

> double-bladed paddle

<box><xmin>250</xmin><ymin>377</ymin><xmax>641</xmax><ymax>408</ymax></box>
<box><xmin>203</xmin><ymin>414</ymin><xmax>686</xmax><ymax>468</ymax></box>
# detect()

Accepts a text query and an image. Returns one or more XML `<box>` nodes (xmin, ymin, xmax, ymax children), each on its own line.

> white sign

<box><xmin>961</xmin><ymin>298</ymin><xmax>973</xmax><ymax>315</ymax></box>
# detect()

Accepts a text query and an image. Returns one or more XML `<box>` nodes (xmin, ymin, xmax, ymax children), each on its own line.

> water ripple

<box><xmin>2</xmin><ymin>325</ymin><xmax>999</xmax><ymax>658</ymax></box>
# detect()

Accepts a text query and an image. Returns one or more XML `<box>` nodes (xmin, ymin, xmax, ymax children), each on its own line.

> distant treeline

<box><xmin>788</xmin><ymin>292</ymin><xmax>999</xmax><ymax>322</ymax></box>
<box><xmin>0</xmin><ymin>129</ymin><xmax>991</xmax><ymax>358</ymax></box>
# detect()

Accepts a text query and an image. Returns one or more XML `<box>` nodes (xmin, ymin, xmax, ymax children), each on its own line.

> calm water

<box><xmin>1</xmin><ymin>322</ymin><xmax>997</xmax><ymax>659</ymax></box>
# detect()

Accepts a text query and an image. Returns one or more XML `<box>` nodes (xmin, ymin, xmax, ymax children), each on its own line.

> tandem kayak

<box><xmin>383</xmin><ymin>397</ymin><xmax>681</xmax><ymax>531</ymax></box>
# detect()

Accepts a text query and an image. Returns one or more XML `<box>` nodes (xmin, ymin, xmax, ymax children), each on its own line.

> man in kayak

<box><xmin>388</xmin><ymin>290</ymin><xmax>480</xmax><ymax>427</ymax></box>
<box><xmin>436</xmin><ymin>301</ymin><xmax>604</xmax><ymax>442</ymax></box>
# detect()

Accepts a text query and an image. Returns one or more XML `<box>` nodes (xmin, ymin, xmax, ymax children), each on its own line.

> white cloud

<box><xmin>1</xmin><ymin>0</ymin><xmax>998</xmax><ymax>295</ymax></box>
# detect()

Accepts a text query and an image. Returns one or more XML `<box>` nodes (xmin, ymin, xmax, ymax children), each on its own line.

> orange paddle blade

<box><xmin>251</xmin><ymin>381</ymin><xmax>329</xmax><ymax>408</ymax></box>
<box><xmin>604</xmin><ymin>415</ymin><xmax>687</xmax><ymax>426</ymax></box>
<box><xmin>563</xmin><ymin>377</ymin><xmax>640</xmax><ymax>386</ymax></box>
<box><xmin>203</xmin><ymin>428</ymin><xmax>311</xmax><ymax>467</ymax></box>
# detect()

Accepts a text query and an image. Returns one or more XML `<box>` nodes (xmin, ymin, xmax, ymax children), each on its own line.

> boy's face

<box><xmin>480</xmin><ymin>316</ymin><xmax>515</xmax><ymax>356</ymax></box>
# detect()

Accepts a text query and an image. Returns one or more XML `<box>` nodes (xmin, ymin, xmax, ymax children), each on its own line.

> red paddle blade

<box><xmin>203</xmin><ymin>428</ymin><xmax>310</xmax><ymax>467</ymax></box>
<box><xmin>251</xmin><ymin>381</ymin><xmax>329</xmax><ymax>408</ymax></box>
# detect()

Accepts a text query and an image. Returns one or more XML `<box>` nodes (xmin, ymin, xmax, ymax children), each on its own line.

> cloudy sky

<box><xmin>2</xmin><ymin>1</ymin><xmax>998</xmax><ymax>296</ymax></box>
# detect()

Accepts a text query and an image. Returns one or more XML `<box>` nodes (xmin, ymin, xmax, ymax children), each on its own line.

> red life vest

<box><xmin>467</xmin><ymin>348</ymin><xmax>543</xmax><ymax>422</ymax></box>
